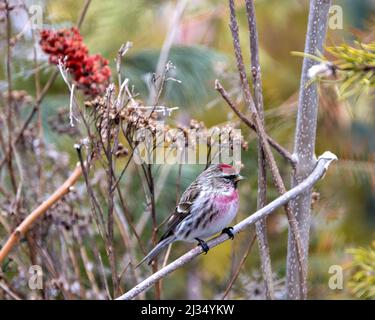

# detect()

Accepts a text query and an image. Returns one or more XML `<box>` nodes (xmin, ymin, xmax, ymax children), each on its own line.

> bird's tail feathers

<box><xmin>135</xmin><ymin>235</ymin><xmax>176</xmax><ymax>268</ymax></box>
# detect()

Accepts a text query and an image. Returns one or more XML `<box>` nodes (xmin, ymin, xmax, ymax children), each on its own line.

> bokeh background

<box><xmin>1</xmin><ymin>0</ymin><xmax>375</xmax><ymax>299</ymax></box>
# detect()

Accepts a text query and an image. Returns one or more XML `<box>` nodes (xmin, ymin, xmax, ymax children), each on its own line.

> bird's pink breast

<box><xmin>214</xmin><ymin>189</ymin><xmax>239</xmax><ymax>204</ymax></box>
<box><xmin>209</xmin><ymin>189</ymin><xmax>239</xmax><ymax>231</ymax></box>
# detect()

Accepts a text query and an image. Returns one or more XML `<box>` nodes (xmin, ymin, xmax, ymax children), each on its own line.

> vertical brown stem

<box><xmin>105</xmin><ymin>88</ymin><xmax>119</xmax><ymax>297</ymax></box>
<box><xmin>148</xmin><ymin>164</ymin><xmax>161</xmax><ymax>299</ymax></box>
<box><xmin>245</xmin><ymin>0</ymin><xmax>274</xmax><ymax>300</ymax></box>
<box><xmin>5</xmin><ymin>0</ymin><xmax>17</xmax><ymax>193</ymax></box>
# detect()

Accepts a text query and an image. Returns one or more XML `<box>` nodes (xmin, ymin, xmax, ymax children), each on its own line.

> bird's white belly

<box><xmin>180</xmin><ymin>200</ymin><xmax>239</xmax><ymax>242</ymax></box>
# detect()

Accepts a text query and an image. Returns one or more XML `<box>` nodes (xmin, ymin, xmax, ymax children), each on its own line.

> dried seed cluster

<box><xmin>40</xmin><ymin>28</ymin><xmax>111</xmax><ymax>97</ymax></box>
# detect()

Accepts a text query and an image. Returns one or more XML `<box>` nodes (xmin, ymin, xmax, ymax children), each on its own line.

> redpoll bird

<box><xmin>137</xmin><ymin>163</ymin><xmax>244</xmax><ymax>266</ymax></box>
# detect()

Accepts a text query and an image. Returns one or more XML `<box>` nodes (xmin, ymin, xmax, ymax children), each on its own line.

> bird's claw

<box><xmin>221</xmin><ymin>227</ymin><xmax>234</xmax><ymax>240</ymax></box>
<box><xmin>195</xmin><ymin>238</ymin><xmax>209</xmax><ymax>254</ymax></box>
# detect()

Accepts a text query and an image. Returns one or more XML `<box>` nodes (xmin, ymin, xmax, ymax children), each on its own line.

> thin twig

<box><xmin>79</xmin><ymin>243</ymin><xmax>101</xmax><ymax>298</ymax></box>
<box><xmin>76</xmin><ymin>0</ymin><xmax>92</xmax><ymax>29</ymax></box>
<box><xmin>96</xmin><ymin>249</ymin><xmax>112</xmax><ymax>300</ymax></box>
<box><xmin>116</xmin><ymin>42</ymin><xmax>133</xmax><ymax>87</ymax></box>
<box><xmin>101</xmin><ymin>85</ymin><xmax>119</xmax><ymax>297</ymax></box>
<box><xmin>75</xmin><ymin>144</ymin><xmax>113</xmax><ymax>284</ymax></box>
<box><xmin>215</xmin><ymin>81</ymin><xmax>295</xmax><ymax>166</ymax></box>
<box><xmin>116</xmin><ymin>185</ymin><xmax>146</xmax><ymax>254</ymax></box>
<box><xmin>147</xmin><ymin>164</ymin><xmax>161</xmax><ymax>299</ymax></box>
<box><xmin>222</xmin><ymin>233</ymin><xmax>257</xmax><ymax>300</ymax></box>
<box><xmin>5</xmin><ymin>0</ymin><xmax>17</xmax><ymax>193</ymax></box>
<box><xmin>0</xmin><ymin>281</ymin><xmax>22</xmax><ymax>300</ymax></box>
<box><xmin>245</xmin><ymin>0</ymin><xmax>274</xmax><ymax>300</ymax></box>
<box><xmin>0</xmin><ymin>164</ymin><xmax>82</xmax><ymax>264</ymax></box>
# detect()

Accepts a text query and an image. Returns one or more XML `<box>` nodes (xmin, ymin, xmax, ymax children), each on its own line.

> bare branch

<box><xmin>4</xmin><ymin>0</ymin><xmax>17</xmax><ymax>193</ymax></box>
<box><xmin>0</xmin><ymin>164</ymin><xmax>83</xmax><ymax>264</ymax></box>
<box><xmin>116</xmin><ymin>152</ymin><xmax>337</xmax><ymax>300</ymax></box>
<box><xmin>287</xmin><ymin>0</ymin><xmax>332</xmax><ymax>300</ymax></box>
<box><xmin>222</xmin><ymin>233</ymin><xmax>257</xmax><ymax>299</ymax></box>
<box><xmin>215</xmin><ymin>80</ymin><xmax>295</xmax><ymax>165</ymax></box>
<box><xmin>245</xmin><ymin>0</ymin><xmax>274</xmax><ymax>299</ymax></box>
<box><xmin>76</xmin><ymin>0</ymin><xmax>92</xmax><ymax>29</ymax></box>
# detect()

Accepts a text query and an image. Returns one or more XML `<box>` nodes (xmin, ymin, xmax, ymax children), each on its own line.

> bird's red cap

<box><xmin>218</xmin><ymin>163</ymin><xmax>233</xmax><ymax>169</ymax></box>
<box><xmin>218</xmin><ymin>163</ymin><xmax>237</xmax><ymax>174</ymax></box>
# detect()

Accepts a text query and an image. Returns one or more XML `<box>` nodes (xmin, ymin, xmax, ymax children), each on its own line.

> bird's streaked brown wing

<box><xmin>159</xmin><ymin>182</ymin><xmax>200</xmax><ymax>241</ymax></box>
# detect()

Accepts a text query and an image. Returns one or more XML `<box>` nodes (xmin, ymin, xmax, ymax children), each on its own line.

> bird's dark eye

<box><xmin>224</xmin><ymin>174</ymin><xmax>237</xmax><ymax>180</ymax></box>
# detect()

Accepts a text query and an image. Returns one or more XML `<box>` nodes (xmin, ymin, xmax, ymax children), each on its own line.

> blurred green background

<box><xmin>2</xmin><ymin>0</ymin><xmax>375</xmax><ymax>299</ymax></box>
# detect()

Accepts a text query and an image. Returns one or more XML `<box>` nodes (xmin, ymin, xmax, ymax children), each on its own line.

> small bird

<box><xmin>137</xmin><ymin>163</ymin><xmax>244</xmax><ymax>267</ymax></box>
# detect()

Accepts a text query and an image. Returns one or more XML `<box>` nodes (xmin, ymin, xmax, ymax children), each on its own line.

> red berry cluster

<box><xmin>40</xmin><ymin>27</ymin><xmax>111</xmax><ymax>97</ymax></box>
